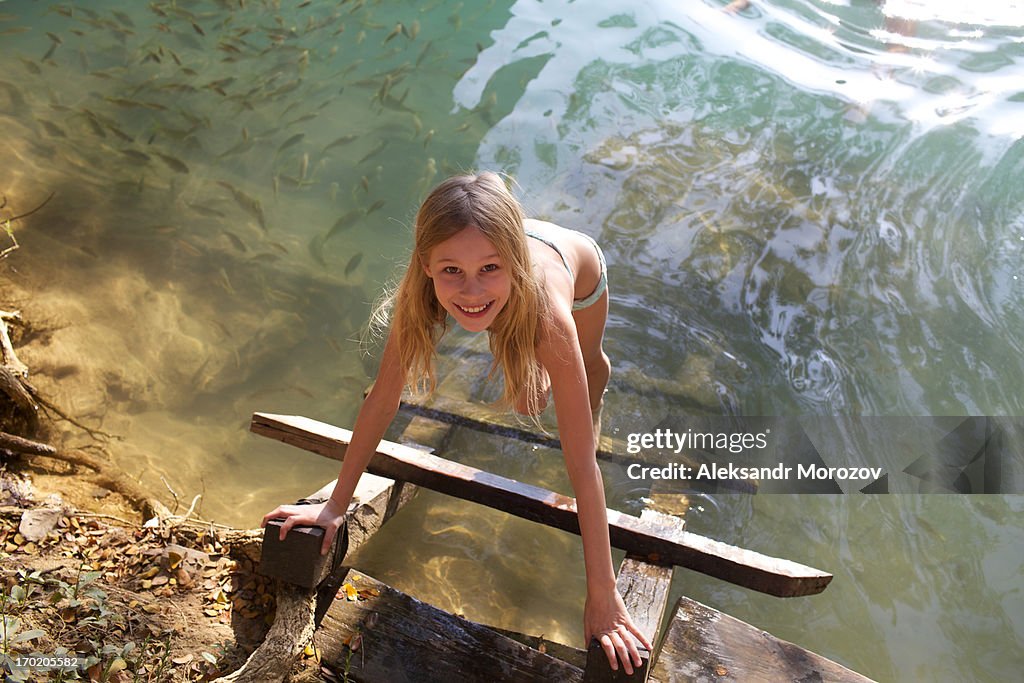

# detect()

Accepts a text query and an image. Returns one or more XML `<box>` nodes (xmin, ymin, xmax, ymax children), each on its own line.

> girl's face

<box><xmin>423</xmin><ymin>225</ymin><xmax>512</xmax><ymax>333</ymax></box>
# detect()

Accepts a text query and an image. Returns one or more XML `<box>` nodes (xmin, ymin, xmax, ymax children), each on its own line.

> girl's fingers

<box><xmin>260</xmin><ymin>507</ymin><xmax>284</xmax><ymax>527</ymax></box>
<box><xmin>277</xmin><ymin>513</ymin><xmax>303</xmax><ymax>540</ymax></box>
<box><xmin>319</xmin><ymin>525</ymin><xmax>336</xmax><ymax>556</ymax></box>
<box><xmin>611</xmin><ymin>632</ymin><xmax>633</xmax><ymax>675</ymax></box>
<box><xmin>598</xmin><ymin>632</ymin><xmax>636</xmax><ymax>675</ymax></box>
<box><xmin>631</xmin><ymin>622</ymin><xmax>653</xmax><ymax>652</ymax></box>
<box><xmin>598</xmin><ymin>634</ymin><xmax>618</xmax><ymax>672</ymax></box>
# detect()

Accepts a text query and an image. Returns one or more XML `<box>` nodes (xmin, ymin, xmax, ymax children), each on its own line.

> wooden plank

<box><xmin>620</xmin><ymin>512</ymin><xmax>678</xmax><ymax>643</ymax></box>
<box><xmin>649</xmin><ymin>596</ymin><xmax>877</xmax><ymax>683</ymax></box>
<box><xmin>250</xmin><ymin>412</ymin><xmax>832</xmax><ymax>598</ymax></box>
<box><xmin>393</xmin><ymin>391</ymin><xmax>755</xmax><ymax>493</ymax></box>
<box><xmin>445</xmin><ymin>347</ymin><xmax>720</xmax><ymax>413</ymax></box>
<box><xmin>259</xmin><ymin>473</ymin><xmax>416</xmax><ymax>587</ymax></box>
<box><xmin>585</xmin><ymin>645</ymin><xmax>650</xmax><ymax>682</ymax></box>
<box><xmin>483</xmin><ymin>624</ymin><xmax>588</xmax><ymax>670</ymax></box>
<box><xmin>584</xmin><ymin>510</ymin><xmax>680</xmax><ymax>682</ymax></box>
<box><xmin>316</xmin><ymin>568</ymin><xmax>584</xmax><ymax>683</ymax></box>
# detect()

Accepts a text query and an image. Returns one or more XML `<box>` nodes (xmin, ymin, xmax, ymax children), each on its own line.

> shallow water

<box><xmin>1</xmin><ymin>1</ymin><xmax>1022</xmax><ymax>681</ymax></box>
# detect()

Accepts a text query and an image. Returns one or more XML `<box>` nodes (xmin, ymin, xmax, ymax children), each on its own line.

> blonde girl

<box><xmin>264</xmin><ymin>172</ymin><xmax>651</xmax><ymax>674</ymax></box>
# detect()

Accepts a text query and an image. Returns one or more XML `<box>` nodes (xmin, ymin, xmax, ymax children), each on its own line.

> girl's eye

<box><xmin>481</xmin><ymin>263</ymin><xmax>499</xmax><ymax>273</ymax></box>
<box><xmin>443</xmin><ymin>266</ymin><xmax>461</xmax><ymax>275</ymax></box>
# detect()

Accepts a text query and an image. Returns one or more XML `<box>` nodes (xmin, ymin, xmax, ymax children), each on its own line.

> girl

<box><xmin>263</xmin><ymin>172</ymin><xmax>651</xmax><ymax>674</ymax></box>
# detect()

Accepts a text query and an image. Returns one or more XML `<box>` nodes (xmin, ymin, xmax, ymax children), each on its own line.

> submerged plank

<box><xmin>392</xmin><ymin>391</ymin><xmax>755</xmax><ymax>493</ymax></box>
<box><xmin>317</xmin><ymin>568</ymin><xmax>583</xmax><ymax>683</ymax></box>
<box><xmin>650</xmin><ymin>596</ymin><xmax>877</xmax><ymax>683</ymax></box>
<box><xmin>250</xmin><ymin>413</ymin><xmax>832</xmax><ymax>597</ymax></box>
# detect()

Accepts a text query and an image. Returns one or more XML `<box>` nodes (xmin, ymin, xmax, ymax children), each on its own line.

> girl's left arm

<box><xmin>537</xmin><ymin>310</ymin><xmax>653</xmax><ymax>675</ymax></box>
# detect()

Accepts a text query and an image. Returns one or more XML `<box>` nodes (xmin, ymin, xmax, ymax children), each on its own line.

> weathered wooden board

<box><xmin>259</xmin><ymin>473</ymin><xmax>417</xmax><ymax>587</ymax></box>
<box><xmin>584</xmin><ymin>510</ymin><xmax>681</xmax><ymax>682</ymax></box>
<box><xmin>393</xmin><ymin>393</ymin><xmax>756</xmax><ymax>493</ymax></box>
<box><xmin>251</xmin><ymin>412</ymin><xmax>831</xmax><ymax>598</ymax></box>
<box><xmin>649</xmin><ymin>596</ymin><xmax>878</xmax><ymax>683</ymax></box>
<box><xmin>483</xmin><ymin>624</ymin><xmax>588</xmax><ymax>669</ymax></box>
<box><xmin>316</xmin><ymin>568</ymin><xmax>584</xmax><ymax>683</ymax></box>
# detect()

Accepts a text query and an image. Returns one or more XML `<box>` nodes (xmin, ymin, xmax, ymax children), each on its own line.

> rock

<box><xmin>19</xmin><ymin>506</ymin><xmax>64</xmax><ymax>541</ymax></box>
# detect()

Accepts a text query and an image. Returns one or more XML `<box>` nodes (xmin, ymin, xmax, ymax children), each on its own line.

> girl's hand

<box><xmin>261</xmin><ymin>499</ymin><xmax>347</xmax><ymax>556</ymax></box>
<box><xmin>584</xmin><ymin>588</ymin><xmax>654</xmax><ymax>675</ymax></box>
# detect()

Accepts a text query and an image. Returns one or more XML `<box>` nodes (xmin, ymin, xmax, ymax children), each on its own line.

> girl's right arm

<box><xmin>261</xmin><ymin>330</ymin><xmax>406</xmax><ymax>554</ymax></box>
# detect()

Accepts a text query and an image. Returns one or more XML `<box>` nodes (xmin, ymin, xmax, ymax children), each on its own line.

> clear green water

<box><xmin>1</xmin><ymin>1</ymin><xmax>1022</xmax><ymax>681</ymax></box>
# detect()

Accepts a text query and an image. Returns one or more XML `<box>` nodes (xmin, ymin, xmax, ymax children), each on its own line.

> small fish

<box><xmin>106</xmin><ymin>97</ymin><xmax>167</xmax><ymax>111</ymax></box>
<box><xmin>217</xmin><ymin>180</ymin><xmax>268</xmax><ymax>231</ymax></box>
<box><xmin>121</xmin><ymin>149</ymin><xmax>151</xmax><ymax>163</ymax></box>
<box><xmin>287</xmin><ymin>112</ymin><xmax>318</xmax><ymax>126</ymax></box>
<box><xmin>308</xmin><ymin>234</ymin><xmax>327</xmax><ymax>267</ymax></box>
<box><xmin>187</xmin><ymin>202</ymin><xmax>226</xmax><ymax>218</ymax></box>
<box><xmin>365</xmin><ymin>199</ymin><xmax>385</xmax><ymax>215</ymax></box>
<box><xmin>218</xmin><ymin>138</ymin><xmax>254</xmax><ymax>158</ymax></box>
<box><xmin>345</xmin><ymin>252</ymin><xmax>363</xmax><ymax>276</ymax></box>
<box><xmin>37</xmin><ymin>119</ymin><xmax>66</xmax><ymax>137</ymax></box>
<box><xmin>112</xmin><ymin>11</ymin><xmax>135</xmax><ymax>28</ymax></box>
<box><xmin>223</xmin><ymin>231</ymin><xmax>247</xmax><ymax>252</ymax></box>
<box><xmin>217</xmin><ymin>268</ymin><xmax>235</xmax><ymax>295</ymax></box>
<box><xmin>105</xmin><ymin>124</ymin><xmax>133</xmax><ymax>142</ymax></box>
<box><xmin>325</xmin><ymin>210</ymin><xmax>361</xmax><ymax>242</ymax></box>
<box><xmin>81</xmin><ymin>112</ymin><xmax>106</xmax><ymax>138</ymax></box>
<box><xmin>154</xmin><ymin>152</ymin><xmax>190</xmax><ymax>174</ymax></box>
<box><xmin>416</xmin><ymin>40</ymin><xmax>434</xmax><ymax>67</ymax></box>
<box><xmin>277</xmin><ymin>133</ymin><xmax>305</xmax><ymax>153</ymax></box>
<box><xmin>322</xmin><ymin>134</ymin><xmax>357</xmax><ymax>154</ymax></box>
<box><xmin>176</xmin><ymin>239</ymin><xmax>202</xmax><ymax>257</ymax></box>
<box><xmin>192</xmin><ymin>21</ymin><xmax>205</xmax><ymax>36</ymax></box>
<box><xmin>357</xmin><ymin>139</ymin><xmax>388</xmax><ymax>164</ymax></box>
<box><xmin>383</xmin><ymin>23</ymin><xmax>402</xmax><ymax>44</ymax></box>
<box><xmin>19</xmin><ymin>58</ymin><xmax>41</xmax><ymax>75</ymax></box>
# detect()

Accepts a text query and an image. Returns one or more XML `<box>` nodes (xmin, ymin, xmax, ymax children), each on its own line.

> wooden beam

<box><xmin>584</xmin><ymin>509</ymin><xmax>680</xmax><ymax>682</ymax></box>
<box><xmin>650</xmin><ymin>596</ymin><xmax>877</xmax><ymax>683</ymax></box>
<box><xmin>250</xmin><ymin>413</ymin><xmax>832</xmax><ymax>598</ymax></box>
<box><xmin>392</xmin><ymin>391</ymin><xmax>756</xmax><ymax>493</ymax></box>
<box><xmin>316</xmin><ymin>568</ymin><xmax>584</xmax><ymax>683</ymax></box>
<box><xmin>258</xmin><ymin>474</ymin><xmax>416</xmax><ymax>588</ymax></box>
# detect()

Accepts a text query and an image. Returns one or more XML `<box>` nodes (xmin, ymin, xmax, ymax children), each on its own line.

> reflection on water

<box><xmin>1</xmin><ymin>1</ymin><xmax>1022</xmax><ymax>681</ymax></box>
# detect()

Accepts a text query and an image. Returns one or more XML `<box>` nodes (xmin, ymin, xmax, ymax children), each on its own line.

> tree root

<box><xmin>212</xmin><ymin>584</ymin><xmax>318</xmax><ymax>683</ymax></box>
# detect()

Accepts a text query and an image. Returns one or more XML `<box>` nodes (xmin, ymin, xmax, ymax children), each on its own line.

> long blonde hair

<box><xmin>375</xmin><ymin>172</ymin><xmax>550</xmax><ymax>413</ymax></box>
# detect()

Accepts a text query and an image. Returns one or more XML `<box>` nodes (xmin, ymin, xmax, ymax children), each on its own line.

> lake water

<box><xmin>1</xmin><ymin>0</ymin><xmax>1022</xmax><ymax>681</ymax></box>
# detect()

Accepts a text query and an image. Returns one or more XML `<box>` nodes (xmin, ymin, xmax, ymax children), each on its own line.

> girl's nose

<box><xmin>461</xmin><ymin>277</ymin><xmax>483</xmax><ymax>296</ymax></box>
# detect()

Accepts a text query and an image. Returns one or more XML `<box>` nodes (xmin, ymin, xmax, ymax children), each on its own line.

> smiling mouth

<box><xmin>455</xmin><ymin>301</ymin><xmax>494</xmax><ymax>315</ymax></box>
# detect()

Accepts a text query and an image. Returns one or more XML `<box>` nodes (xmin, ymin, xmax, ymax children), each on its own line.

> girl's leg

<box><xmin>572</xmin><ymin>289</ymin><xmax>610</xmax><ymax>439</ymax></box>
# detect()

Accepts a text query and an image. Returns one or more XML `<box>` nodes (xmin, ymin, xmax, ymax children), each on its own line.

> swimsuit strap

<box><xmin>524</xmin><ymin>228</ymin><xmax>574</xmax><ymax>278</ymax></box>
